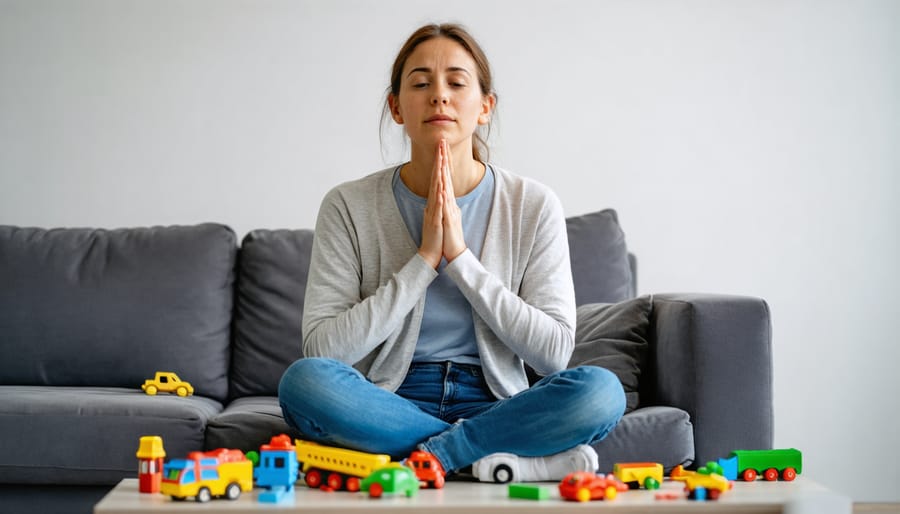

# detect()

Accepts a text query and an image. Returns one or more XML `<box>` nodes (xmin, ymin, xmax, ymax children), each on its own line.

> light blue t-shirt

<box><xmin>392</xmin><ymin>165</ymin><xmax>495</xmax><ymax>365</ymax></box>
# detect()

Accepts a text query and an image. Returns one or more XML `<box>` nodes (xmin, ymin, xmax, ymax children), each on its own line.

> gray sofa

<box><xmin>0</xmin><ymin>209</ymin><xmax>772</xmax><ymax>511</ymax></box>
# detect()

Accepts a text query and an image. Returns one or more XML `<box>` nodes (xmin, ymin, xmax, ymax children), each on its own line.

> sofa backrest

<box><xmin>229</xmin><ymin>208</ymin><xmax>635</xmax><ymax>397</ymax></box>
<box><xmin>0</xmin><ymin>224</ymin><xmax>236</xmax><ymax>402</ymax></box>
<box><xmin>230</xmin><ymin>229</ymin><xmax>314</xmax><ymax>399</ymax></box>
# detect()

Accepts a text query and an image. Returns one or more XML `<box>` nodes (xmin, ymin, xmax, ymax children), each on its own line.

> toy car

<box><xmin>360</xmin><ymin>464</ymin><xmax>419</xmax><ymax>498</ymax></box>
<box><xmin>559</xmin><ymin>471</ymin><xmax>629</xmax><ymax>502</ymax></box>
<box><xmin>142</xmin><ymin>371</ymin><xmax>194</xmax><ymax>396</ymax></box>
<box><xmin>671</xmin><ymin>463</ymin><xmax>733</xmax><ymax>500</ymax></box>
<box><xmin>473</xmin><ymin>445</ymin><xmax>597</xmax><ymax>484</ymax></box>
<box><xmin>613</xmin><ymin>462</ymin><xmax>663</xmax><ymax>490</ymax></box>
<box><xmin>406</xmin><ymin>450</ymin><xmax>444</xmax><ymax>489</ymax></box>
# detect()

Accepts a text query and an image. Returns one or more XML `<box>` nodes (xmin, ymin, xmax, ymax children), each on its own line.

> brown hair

<box><xmin>382</xmin><ymin>23</ymin><xmax>496</xmax><ymax>162</ymax></box>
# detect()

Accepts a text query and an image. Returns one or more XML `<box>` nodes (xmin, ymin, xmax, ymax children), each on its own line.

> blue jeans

<box><xmin>278</xmin><ymin>357</ymin><xmax>625</xmax><ymax>473</ymax></box>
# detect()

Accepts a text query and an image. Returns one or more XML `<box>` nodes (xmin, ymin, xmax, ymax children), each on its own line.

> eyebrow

<box><xmin>406</xmin><ymin>66</ymin><xmax>471</xmax><ymax>78</ymax></box>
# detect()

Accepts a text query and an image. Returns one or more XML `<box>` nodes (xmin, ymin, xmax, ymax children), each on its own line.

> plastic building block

<box><xmin>258</xmin><ymin>485</ymin><xmax>291</xmax><ymax>503</ymax></box>
<box><xmin>136</xmin><ymin>436</ymin><xmax>166</xmax><ymax>494</ymax></box>
<box><xmin>508</xmin><ymin>483</ymin><xmax>550</xmax><ymax>500</ymax></box>
<box><xmin>360</xmin><ymin>464</ymin><xmax>419</xmax><ymax>498</ymax></box>
<box><xmin>559</xmin><ymin>471</ymin><xmax>629</xmax><ymax>502</ymax></box>
<box><xmin>717</xmin><ymin>448</ymin><xmax>802</xmax><ymax>482</ymax></box>
<box><xmin>161</xmin><ymin>448</ymin><xmax>253</xmax><ymax>502</ymax></box>
<box><xmin>294</xmin><ymin>439</ymin><xmax>391</xmax><ymax>492</ymax></box>
<box><xmin>613</xmin><ymin>462</ymin><xmax>663</xmax><ymax>489</ymax></box>
<box><xmin>141</xmin><ymin>371</ymin><xmax>194</xmax><ymax>396</ymax></box>
<box><xmin>406</xmin><ymin>450</ymin><xmax>445</xmax><ymax>489</ymax></box>
<box><xmin>255</xmin><ymin>434</ymin><xmax>299</xmax><ymax>503</ymax></box>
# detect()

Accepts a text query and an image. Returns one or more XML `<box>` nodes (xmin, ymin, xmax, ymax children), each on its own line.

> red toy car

<box><xmin>559</xmin><ymin>471</ymin><xmax>629</xmax><ymax>502</ymax></box>
<box><xmin>405</xmin><ymin>451</ymin><xmax>444</xmax><ymax>489</ymax></box>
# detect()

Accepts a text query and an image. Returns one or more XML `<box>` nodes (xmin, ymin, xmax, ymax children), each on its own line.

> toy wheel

<box><xmin>146</xmin><ymin>385</ymin><xmax>158</xmax><ymax>395</ymax></box>
<box><xmin>224</xmin><ymin>483</ymin><xmax>241</xmax><ymax>500</ymax></box>
<box><xmin>575</xmin><ymin>488</ymin><xmax>591</xmax><ymax>502</ymax></box>
<box><xmin>176</xmin><ymin>386</ymin><xmax>188</xmax><ymax>397</ymax></box>
<box><xmin>196</xmin><ymin>487</ymin><xmax>212</xmax><ymax>503</ymax></box>
<box><xmin>692</xmin><ymin>486</ymin><xmax>707</xmax><ymax>501</ymax></box>
<box><xmin>305</xmin><ymin>469</ymin><xmax>322</xmax><ymax>489</ymax></box>
<box><xmin>783</xmin><ymin>468</ymin><xmax>797</xmax><ymax>481</ymax></box>
<box><xmin>346</xmin><ymin>477</ymin><xmax>360</xmax><ymax>492</ymax></box>
<box><xmin>764</xmin><ymin>468</ymin><xmax>779</xmax><ymax>481</ymax></box>
<box><xmin>742</xmin><ymin>468</ymin><xmax>757</xmax><ymax>481</ymax></box>
<box><xmin>604</xmin><ymin>485</ymin><xmax>618</xmax><ymax>500</ymax></box>
<box><xmin>369</xmin><ymin>483</ymin><xmax>384</xmax><ymax>498</ymax></box>
<box><xmin>644</xmin><ymin>477</ymin><xmax>660</xmax><ymax>490</ymax></box>
<box><xmin>492</xmin><ymin>464</ymin><xmax>513</xmax><ymax>484</ymax></box>
<box><xmin>709</xmin><ymin>488</ymin><xmax>721</xmax><ymax>500</ymax></box>
<box><xmin>327</xmin><ymin>472</ymin><xmax>343</xmax><ymax>490</ymax></box>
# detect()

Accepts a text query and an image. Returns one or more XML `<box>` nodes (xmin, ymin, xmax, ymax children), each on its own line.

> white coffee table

<box><xmin>94</xmin><ymin>477</ymin><xmax>848</xmax><ymax>513</ymax></box>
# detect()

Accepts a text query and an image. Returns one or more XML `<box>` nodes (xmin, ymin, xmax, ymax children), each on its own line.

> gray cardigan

<box><xmin>301</xmin><ymin>165</ymin><xmax>576</xmax><ymax>398</ymax></box>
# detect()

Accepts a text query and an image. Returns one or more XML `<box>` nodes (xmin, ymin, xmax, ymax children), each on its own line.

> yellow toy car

<box><xmin>142</xmin><ymin>371</ymin><xmax>194</xmax><ymax>396</ymax></box>
<box><xmin>671</xmin><ymin>463</ymin><xmax>732</xmax><ymax>500</ymax></box>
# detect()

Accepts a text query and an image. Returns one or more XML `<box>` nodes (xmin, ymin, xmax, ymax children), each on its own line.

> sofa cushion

<box><xmin>569</xmin><ymin>296</ymin><xmax>652</xmax><ymax>413</ymax></box>
<box><xmin>566</xmin><ymin>209</ymin><xmax>635</xmax><ymax>304</ymax></box>
<box><xmin>592</xmin><ymin>405</ymin><xmax>694</xmax><ymax>473</ymax></box>
<box><xmin>230</xmin><ymin>229</ymin><xmax>314</xmax><ymax>398</ymax></box>
<box><xmin>0</xmin><ymin>386</ymin><xmax>222</xmax><ymax>485</ymax></box>
<box><xmin>0</xmin><ymin>224</ymin><xmax>236</xmax><ymax>402</ymax></box>
<box><xmin>205</xmin><ymin>396</ymin><xmax>300</xmax><ymax>453</ymax></box>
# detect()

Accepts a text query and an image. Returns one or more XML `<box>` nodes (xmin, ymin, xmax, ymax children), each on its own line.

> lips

<box><xmin>426</xmin><ymin>114</ymin><xmax>454</xmax><ymax>122</ymax></box>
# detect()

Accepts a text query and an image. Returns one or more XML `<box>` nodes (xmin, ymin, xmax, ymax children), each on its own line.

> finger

<box><xmin>442</xmin><ymin>140</ymin><xmax>454</xmax><ymax>198</ymax></box>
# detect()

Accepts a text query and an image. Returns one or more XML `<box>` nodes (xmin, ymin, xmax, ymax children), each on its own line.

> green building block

<box><xmin>508</xmin><ymin>483</ymin><xmax>550</xmax><ymax>500</ymax></box>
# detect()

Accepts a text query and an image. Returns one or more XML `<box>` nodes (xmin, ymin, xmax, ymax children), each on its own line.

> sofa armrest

<box><xmin>647</xmin><ymin>293</ymin><xmax>773</xmax><ymax>467</ymax></box>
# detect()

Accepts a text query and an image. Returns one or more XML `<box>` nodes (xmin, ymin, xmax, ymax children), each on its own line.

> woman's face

<box><xmin>390</xmin><ymin>37</ymin><xmax>494</xmax><ymax>153</ymax></box>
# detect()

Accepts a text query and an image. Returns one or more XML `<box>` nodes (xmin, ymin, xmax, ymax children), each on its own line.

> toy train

<box><xmin>717</xmin><ymin>448</ymin><xmax>802</xmax><ymax>482</ymax></box>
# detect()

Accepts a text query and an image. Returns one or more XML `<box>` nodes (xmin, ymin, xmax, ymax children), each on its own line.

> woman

<box><xmin>278</xmin><ymin>23</ymin><xmax>625</xmax><ymax>482</ymax></box>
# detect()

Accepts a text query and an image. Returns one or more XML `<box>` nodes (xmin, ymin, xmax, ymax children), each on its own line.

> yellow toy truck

<box><xmin>160</xmin><ymin>449</ymin><xmax>252</xmax><ymax>502</ymax></box>
<box><xmin>142</xmin><ymin>371</ymin><xmax>194</xmax><ymax>396</ymax></box>
<box><xmin>294</xmin><ymin>439</ymin><xmax>392</xmax><ymax>491</ymax></box>
<box><xmin>612</xmin><ymin>462</ymin><xmax>663</xmax><ymax>490</ymax></box>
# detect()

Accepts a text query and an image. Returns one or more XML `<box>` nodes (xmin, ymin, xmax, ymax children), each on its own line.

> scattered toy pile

<box><xmin>134</xmin><ymin>434</ymin><xmax>802</xmax><ymax>504</ymax></box>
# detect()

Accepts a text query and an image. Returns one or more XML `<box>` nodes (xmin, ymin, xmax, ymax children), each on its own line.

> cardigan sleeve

<box><xmin>301</xmin><ymin>187</ymin><xmax>437</xmax><ymax>365</ymax></box>
<box><xmin>444</xmin><ymin>182</ymin><xmax>576</xmax><ymax>376</ymax></box>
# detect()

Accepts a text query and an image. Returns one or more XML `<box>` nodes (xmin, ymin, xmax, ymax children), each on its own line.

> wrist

<box><xmin>444</xmin><ymin>246</ymin><xmax>467</xmax><ymax>263</ymax></box>
<box><xmin>418</xmin><ymin>250</ymin><xmax>442</xmax><ymax>269</ymax></box>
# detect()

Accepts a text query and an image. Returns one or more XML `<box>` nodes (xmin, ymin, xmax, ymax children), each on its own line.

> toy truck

<box><xmin>717</xmin><ymin>448</ymin><xmax>802</xmax><ymax>482</ymax></box>
<box><xmin>612</xmin><ymin>462</ymin><xmax>663</xmax><ymax>490</ymax></box>
<box><xmin>160</xmin><ymin>448</ymin><xmax>253</xmax><ymax>502</ymax></box>
<box><xmin>141</xmin><ymin>371</ymin><xmax>194</xmax><ymax>396</ymax></box>
<box><xmin>254</xmin><ymin>434</ymin><xmax>299</xmax><ymax>503</ymax></box>
<box><xmin>294</xmin><ymin>439</ymin><xmax>392</xmax><ymax>492</ymax></box>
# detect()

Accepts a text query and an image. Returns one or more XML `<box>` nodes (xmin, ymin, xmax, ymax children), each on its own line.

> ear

<box><xmin>388</xmin><ymin>93</ymin><xmax>404</xmax><ymax>124</ymax></box>
<box><xmin>478</xmin><ymin>93</ymin><xmax>496</xmax><ymax>125</ymax></box>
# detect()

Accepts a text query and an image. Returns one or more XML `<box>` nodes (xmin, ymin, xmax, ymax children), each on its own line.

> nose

<box><xmin>431</xmin><ymin>88</ymin><xmax>449</xmax><ymax>105</ymax></box>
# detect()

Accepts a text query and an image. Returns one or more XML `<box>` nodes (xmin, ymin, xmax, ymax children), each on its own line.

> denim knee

<box><xmin>562</xmin><ymin>366</ymin><xmax>626</xmax><ymax>440</ymax></box>
<box><xmin>279</xmin><ymin>357</ymin><xmax>332</xmax><ymax>398</ymax></box>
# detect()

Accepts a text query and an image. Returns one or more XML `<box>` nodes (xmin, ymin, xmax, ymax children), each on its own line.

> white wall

<box><xmin>1</xmin><ymin>0</ymin><xmax>898</xmax><ymax>502</ymax></box>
